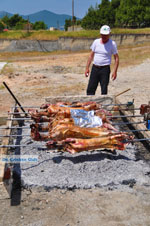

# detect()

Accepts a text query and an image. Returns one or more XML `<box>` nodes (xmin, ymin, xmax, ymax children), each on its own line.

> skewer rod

<box><xmin>0</xmin><ymin>122</ymin><xmax>148</xmax><ymax>130</ymax></box>
<box><xmin>0</xmin><ymin>126</ymin><xmax>30</xmax><ymax>129</ymax></box>
<box><xmin>123</xmin><ymin>129</ymin><xmax>150</xmax><ymax>133</ymax></box>
<box><xmin>0</xmin><ymin>134</ymin><xmax>30</xmax><ymax>137</ymax></box>
<box><xmin>130</xmin><ymin>138</ymin><xmax>150</xmax><ymax>142</ymax></box>
<box><xmin>11</xmin><ymin>106</ymin><xmax>41</xmax><ymax>109</ymax></box>
<box><xmin>0</xmin><ymin>144</ymin><xmax>46</xmax><ymax>148</ymax></box>
<box><xmin>0</xmin><ymin>124</ymin><xmax>44</xmax><ymax>129</ymax></box>
<box><xmin>7</xmin><ymin>107</ymin><xmax>140</xmax><ymax>115</ymax></box>
<box><xmin>1</xmin><ymin>137</ymin><xmax>150</xmax><ymax>148</ymax></box>
<box><xmin>112</xmin><ymin>121</ymin><xmax>145</xmax><ymax>125</ymax></box>
<box><xmin>11</xmin><ymin>104</ymin><xmax>136</xmax><ymax>108</ymax></box>
<box><xmin>102</xmin><ymin>103</ymin><xmax>134</xmax><ymax>106</ymax></box>
<box><xmin>108</xmin><ymin>108</ymin><xmax>140</xmax><ymax>111</ymax></box>
<box><xmin>6</xmin><ymin>114</ymin><xmax>144</xmax><ymax>121</ymax></box>
<box><xmin>109</xmin><ymin>114</ymin><xmax>143</xmax><ymax>118</ymax></box>
<box><xmin>10</xmin><ymin>105</ymin><xmax>140</xmax><ymax>109</ymax></box>
<box><xmin>7</xmin><ymin>118</ymin><xmax>31</xmax><ymax>121</ymax></box>
<box><xmin>2</xmin><ymin>121</ymin><xmax>146</xmax><ymax>128</ymax></box>
<box><xmin>0</xmin><ymin>129</ymin><xmax>149</xmax><ymax>135</ymax></box>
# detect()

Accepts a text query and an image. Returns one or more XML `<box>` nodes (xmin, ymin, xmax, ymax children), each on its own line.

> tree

<box><xmin>144</xmin><ymin>7</ymin><xmax>150</xmax><ymax>27</ymax></box>
<box><xmin>110</xmin><ymin>0</ymin><xmax>121</xmax><ymax>26</ymax></box>
<box><xmin>81</xmin><ymin>0</ymin><xmax>116</xmax><ymax>30</ymax></box>
<box><xmin>1</xmin><ymin>14</ymin><xmax>47</xmax><ymax>30</ymax></box>
<box><xmin>138</xmin><ymin>0</ymin><xmax>150</xmax><ymax>7</ymax></box>
<box><xmin>64</xmin><ymin>16</ymin><xmax>78</xmax><ymax>31</ymax></box>
<box><xmin>111</xmin><ymin>0</ymin><xmax>121</xmax><ymax>9</ymax></box>
<box><xmin>115</xmin><ymin>0</ymin><xmax>138</xmax><ymax>27</ymax></box>
<box><xmin>115</xmin><ymin>0</ymin><xmax>150</xmax><ymax>28</ymax></box>
<box><xmin>76</xmin><ymin>19</ymin><xmax>81</xmax><ymax>25</ymax></box>
<box><xmin>15</xmin><ymin>21</ymin><xmax>27</xmax><ymax>30</ymax></box>
<box><xmin>1</xmin><ymin>15</ymin><xmax>10</xmax><ymax>28</ymax></box>
<box><xmin>0</xmin><ymin>22</ymin><xmax>5</xmax><ymax>31</ymax></box>
<box><xmin>64</xmin><ymin>18</ymin><xmax>72</xmax><ymax>31</ymax></box>
<box><xmin>96</xmin><ymin>0</ymin><xmax>113</xmax><ymax>27</ymax></box>
<box><xmin>9</xmin><ymin>14</ymin><xmax>24</xmax><ymax>28</ymax></box>
<box><xmin>81</xmin><ymin>6</ymin><xmax>100</xmax><ymax>30</ymax></box>
<box><xmin>32</xmin><ymin>21</ymin><xmax>47</xmax><ymax>30</ymax></box>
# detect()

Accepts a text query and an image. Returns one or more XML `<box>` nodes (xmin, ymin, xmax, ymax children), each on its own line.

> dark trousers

<box><xmin>87</xmin><ymin>64</ymin><xmax>110</xmax><ymax>95</ymax></box>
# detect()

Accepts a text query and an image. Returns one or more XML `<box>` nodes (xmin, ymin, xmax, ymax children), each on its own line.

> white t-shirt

<box><xmin>90</xmin><ymin>38</ymin><xmax>118</xmax><ymax>66</ymax></box>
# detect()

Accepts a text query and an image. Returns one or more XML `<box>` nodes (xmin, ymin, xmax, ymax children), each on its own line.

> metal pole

<box><xmin>107</xmin><ymin>108</ymin><xmax>140</xmax><ymax>111</ymax></box>
<box><xmin>112</xmin><ymin>121</ymin><xmax>145</xmax><ymax>126</ymax></box>
<box><xmin>6</xmin><ymin>114</ymin><xmax>144</xmax><ymax>121</ymax></box>
<box><xmin>7</xmin><ymin>118</ymin><xmax>32</xmax><ymax>121</ymax></box>
<box><xmin>0</xmin><ymin>126</ymin><xmax>30</xmax><ymax>129</ymax></box>
<box><xmin>0</xmin><ymin>144</ymin><xmax>46</xmax><ymax>148</ymax></box>
<box><xmin>0</xmin><ymin>127</ymin><xmax>149</xmax><ymax>133</ymax></box>
<box><xmin>108</xmin><ymin>114</ymin><xmax>143</xmax><ymax>118</ymax></box>
<box><xmin>11</xmin><ymin>106</ymin><xmax>41</xmax><ymax>109</ymax></box>
<box><xmin>0</xmin><ymin>134</ymin><xmax>31</xmax><ymax>137</ymax></box>
<box><xmin>129</xmin><ymin>138</ymin><xmax>150</xmax><ymax>142</ymax></box>
<box><xmin>3</xmin><ymin>82</ymin><xmax>28</xmax><ymax>117</ymax></box>
<box><xmin>72</xmin><ymin>0</ymin><xmax>74</xmax><ymax>31</ymax></box>
<box><xmin>27</xmin><ymin>16</ymin><xmax>30</xmax><ymax>33</ymax></box>
<box><xmin>102</xmin><ymin>103</ymin><xmax>132</xmax><ymax>106</ymax></box>
<box><xmin>1</xmin><ymin>138</ymin><xmax>150</xmax><ymax>148</ymax></box>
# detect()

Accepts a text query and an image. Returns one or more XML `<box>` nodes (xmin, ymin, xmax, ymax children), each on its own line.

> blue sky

<box><xmin>0</xmin><ymin>0</ymin><xmax>100</xmax><ymax>18</ymax></box>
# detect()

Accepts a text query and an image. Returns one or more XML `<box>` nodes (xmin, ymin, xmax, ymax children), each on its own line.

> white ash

<box><xmin>12</xmin><ymin>122</ymin><xmax>150</xmax><ymax>191</ymax></box>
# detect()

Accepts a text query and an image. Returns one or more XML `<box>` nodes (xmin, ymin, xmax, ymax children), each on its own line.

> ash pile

<box><xmin>11</xmin><ymin>96</ymin><xmax>150</xmax><ymax>191</ymax></box>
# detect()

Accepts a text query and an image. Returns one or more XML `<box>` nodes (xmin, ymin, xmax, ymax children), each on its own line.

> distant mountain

<box><xmin>0</xmin><ymin>10</ymin><xmax>80</xmax><ymax>29</ymax></box>
<box><xmin>0</xmin><ymin>11</ymin><xmax>13</xmax><ymax>18</ymax></box>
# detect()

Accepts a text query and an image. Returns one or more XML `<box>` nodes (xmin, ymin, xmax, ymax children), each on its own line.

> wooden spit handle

<box><xmin>115</xmin><ymin>88</ymin><xmax>131</xmax><ymax>98</ymax></box>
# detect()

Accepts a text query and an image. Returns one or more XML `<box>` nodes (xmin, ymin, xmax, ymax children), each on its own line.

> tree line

<box><xmin>65</xmin><ymin>0</ymin><xmax>150</xmax><ymax>30</ymax></box>
<box><xmin>1</xmin><ymin>0</ymin><xmax>150</xmax><ymax>32</ymax></box>
<box><xmin>0</xmin><ymin>14</ymin><xmax>47</xmax><ymax>31</ymax></box>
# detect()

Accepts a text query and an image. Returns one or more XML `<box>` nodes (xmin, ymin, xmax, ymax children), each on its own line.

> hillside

<box><xmin>0</xmin><ymin>10</ymin><xmax>78</xmax><ymax>29</ymax></box>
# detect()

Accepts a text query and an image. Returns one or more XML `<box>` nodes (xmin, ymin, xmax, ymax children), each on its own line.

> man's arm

<box><xmin>112</xmin><ymin>53</ymin><xmax>119</xmax><ymax>81</ymax></box>
<box><xmin>85</xmin><ymin>51</ymin><xmax>94</xmax><ymax>77</ymax></box>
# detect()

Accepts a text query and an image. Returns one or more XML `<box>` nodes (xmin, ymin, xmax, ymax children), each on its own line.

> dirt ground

<box><xmin>0</xmin><ymin>50</ymin><xmax>150</xmax><ymax>226</ymax></box>
<box><xmin>0</xmin><ymin>49</ymin><xmax>150</xmax><ymax>117</ymax></box>
<box><xmin>0</xmin><ymin>184</ymin><xmax>150</xmax><ymax>226</ymax></box>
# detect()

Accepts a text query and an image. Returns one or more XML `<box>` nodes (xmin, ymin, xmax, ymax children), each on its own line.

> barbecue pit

<box><xmin>0</xmin><ymin>95</ymin><xmax>150</xmax><ymax>192</ymax></box>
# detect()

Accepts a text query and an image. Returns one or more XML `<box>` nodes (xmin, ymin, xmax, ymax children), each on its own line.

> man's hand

<box><xmin>85</xmin><ymin>51</ymin><xmax>94</xmax><ymax>77</ymax></box>
<box><xmin>85</xmin><ymin>69</ymin><xmax>89</xmax><ymax>77</ymax></box>
<box><xmin>112</xmin><ymin>53</ymin><xmax>119</xmax><ymax>81</ymax></box>
<box><xmin>111</xmin><ymin>72</ymin><xmax>117</xmax><ymax>81</ymax></box>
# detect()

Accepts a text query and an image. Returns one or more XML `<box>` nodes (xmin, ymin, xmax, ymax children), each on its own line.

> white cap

<box><xmin>100</xmin><ymin>25</ymin><xmax>111</xmax><ymax>35</ymax></box>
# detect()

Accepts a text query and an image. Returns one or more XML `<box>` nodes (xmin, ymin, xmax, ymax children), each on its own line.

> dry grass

<box><xmin>112</xmin><ymin>27</ymin><xmax>150</xmax><ymax>34</ymax></box>
<box><xmin>110</xmin><ymin>42</ymin><xmax>150</xmax><ymax>68</ymax></box>
<box><xmin>0</xmin><ymin>50</ymin><xmax>75</xmax><ymax>62</ymax></box>
<box><xmin>0</xmin><ymin>51</ymin><xmax>51</xmax><ymax>61</ymax></box>
<box><xmin>0</xmin><ymin>84</ymin><xmax>4</xmax><ymax>90</ymax></box>
<box><xmin>1</xmin><ymin>28</ymin><xmax>150</xmax><ymax>40</ymax></box>
<box><xmin>1</xmin><ymin>64</ymin><xmax>15</xmax><ymax>75</ymax></box>
<box><xmin>0</xmin><ymin>41</ymin><xmax>150</xmax><ymax>69</ymax></box>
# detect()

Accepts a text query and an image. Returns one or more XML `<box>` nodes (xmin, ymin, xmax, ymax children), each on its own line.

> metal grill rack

<box><xmin>0</xmin><ymin>95</ymin><xmax>150</xmax><ymax>190</ymax></box>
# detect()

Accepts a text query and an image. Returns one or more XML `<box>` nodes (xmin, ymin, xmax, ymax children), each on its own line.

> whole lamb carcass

<box><xmin>52</xmin><ymin>133</ymin><xmax>133</xmax><ymax>154</ymax></box>
<box><xmin>30</xmin><ymin>123</ymin><xmax>118</xmax><ymax>141</ymax></box>
<box><xmin>28</xmin><ymin>102</ymin><xmax>103</xmax><ymax>120</ymax></box>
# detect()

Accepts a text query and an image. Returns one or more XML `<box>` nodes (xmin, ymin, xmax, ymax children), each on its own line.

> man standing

<box><xmin>85</xmin><ymin>25</ymin><xmax>119</xmax><ymax>95</ymax></box>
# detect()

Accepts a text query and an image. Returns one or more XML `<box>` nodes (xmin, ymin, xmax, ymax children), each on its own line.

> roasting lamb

<box><xmin>29</xmin><ymin>101</ymin><xmax>133</xmax><ymax>153</ymax></box>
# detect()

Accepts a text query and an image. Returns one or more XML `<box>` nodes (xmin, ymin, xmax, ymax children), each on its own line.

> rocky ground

<box><xmin>0</xmin><ymin>51</ymin><xmax>150</xmax><ymax>226</ymax></box>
